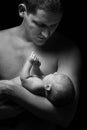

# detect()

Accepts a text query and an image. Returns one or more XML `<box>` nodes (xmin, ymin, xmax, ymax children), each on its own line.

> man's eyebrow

<box><xmin>33</xmin><ymin>20</ymin><xmax>58</xmax><ymax>27</ymax></box>
<box><xmin>32</xmin><ymin>20</ymin><xmax>47</xmax><ymax>27</ymax></box>
<box><xmin>50</xmin><ymin>23</ymin><xmax>58</xmax><ymax>27</ymax></box>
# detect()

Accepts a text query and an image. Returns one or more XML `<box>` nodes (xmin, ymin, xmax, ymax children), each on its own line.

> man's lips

<box><xmin>38</xmin><ymin>36</ymin><xmax>48</xmax><ymax>40</ymax></box>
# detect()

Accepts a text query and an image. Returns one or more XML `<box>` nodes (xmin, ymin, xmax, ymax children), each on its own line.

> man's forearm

<box><xmin>0</xmin><ymin>104</ymin><xmax>23</xmax><ymax>120</ymax></box>
<box><xmin>0</xmin><ymin>80</ymin><xmax>24</xmax><ymax>119</ymax></box>
<box><xmin>4</xmin><ymin>79</ymin><xmax>63</xmax><ymax>124</ymax></box>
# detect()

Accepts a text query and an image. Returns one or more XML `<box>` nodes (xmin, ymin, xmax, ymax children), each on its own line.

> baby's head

<box><xmin>43</xmin><ymin>73</ymin><xmax>75</xmax><ymax>107</ymax></box>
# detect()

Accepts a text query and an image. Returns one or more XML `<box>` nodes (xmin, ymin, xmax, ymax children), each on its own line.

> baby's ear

<box><xmin>44</xmin><ymin>84</ymin><xmax>52</xmax><ymax>97</ymax></box>
<box><xmin>45</xmin><ymin>84</ymin><xmax>52</xmax><ymax>91</ymax></box>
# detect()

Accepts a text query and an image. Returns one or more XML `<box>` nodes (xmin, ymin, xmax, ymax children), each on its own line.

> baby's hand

<box><xmin>29</xmin><ymin>52</ymin><xmax>41</xmax><ymax>66</ymax></box>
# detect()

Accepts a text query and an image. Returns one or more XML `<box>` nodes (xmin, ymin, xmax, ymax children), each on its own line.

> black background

<box><xmin>0</xmin><ymin>0</ymin><xmax>86</xmax><ymax>129</ymax></box>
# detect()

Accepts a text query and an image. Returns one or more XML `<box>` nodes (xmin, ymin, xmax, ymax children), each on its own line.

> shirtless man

<box><xmin>0</xmin><ymin>0</ymin><xmax>81</xmax><ymax>129</ymax></box>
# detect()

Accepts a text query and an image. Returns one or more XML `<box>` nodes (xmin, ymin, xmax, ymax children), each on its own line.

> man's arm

<box><xmin>0</xmin><ymin>77</ymin><xmax>76</xmax><ymax>127</ymax></box>
<box><xmin>0</xmin><ymin>49</ymin><xmax>80</xmax><ymax>126</ymax></box>
<box><xmin>57</xmin><ymin>47</ymin><xmax>81</xmax><ymax>93</ymax></box>
<box><xmin>56</xmin><ymin>47</ymin><xmax>81</xmax><ymax>125</ymax></box>
<box><xmin>0</xmin><ymin>80</ymin><xmax>24</xmax><ymax>119</ymax></box>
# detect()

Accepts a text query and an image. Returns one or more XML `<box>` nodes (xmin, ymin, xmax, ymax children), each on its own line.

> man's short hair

<box><xmin>22</xmin><ymin>0</ymin><xmax>63</xmax><ymax>14</ymax></box>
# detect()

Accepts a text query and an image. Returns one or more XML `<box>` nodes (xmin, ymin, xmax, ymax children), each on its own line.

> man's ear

<box><xmin>18</xmin><ymin>3</ymin><xmax>27</xmax><ymax>17</ymax></box>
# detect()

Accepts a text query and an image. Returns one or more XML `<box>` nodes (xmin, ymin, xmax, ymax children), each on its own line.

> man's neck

<box><xmin>16</xmin><ymin>22</ymin><xmax>31</xmax><ymax>42</ymax></box>
<box><xmin>12</xmin><ymin>22</ymin><xmax>49</xmax><ymax>52</ymax></box>
<box><xmin>11</xmin><ymin>25</ymin><xmax>36</xmax><ymax>49</ymax></box>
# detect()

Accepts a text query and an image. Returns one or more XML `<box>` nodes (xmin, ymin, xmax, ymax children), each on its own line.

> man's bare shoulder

<box><xmin>0</xmin><ymin>28</ymin><xmax>19</xmax><ymax>53</ymax></box>
<box><xmin>0</xmin><ymin>29</ymin><xmax>12</xmax><ymax>45</ymax></box>
<box><xmin>53</xmin><ymin>32</ymin><xmax>80</xmax><ymax>58</ymax></box>
<box><xmin>57</xmin><ymin>37</ymin><xmax>81</xmax><ymax>75</ymax></box>
<box><xmin>58</xmin><ymin>41</ymin><xmax>81</xmax><ymax>65</ymax></box>
<box><xmin>47</xmin><ymin>32</ymin><xmax>77</xmax><ymax>53</ymax></box>
<box><xmin>59</xmin><ymin>33</ymin><xmax>78</xmax><ymax>51</ymax></box>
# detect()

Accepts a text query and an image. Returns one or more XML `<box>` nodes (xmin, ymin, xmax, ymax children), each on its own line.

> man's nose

<box><xmin>41</xmin><ymin>29</ymin><xmax>50</xmax><ymax>38</ymax></box>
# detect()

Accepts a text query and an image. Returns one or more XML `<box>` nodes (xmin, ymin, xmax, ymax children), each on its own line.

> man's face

<box><xmin>24</xmin><ymin>9</ymin><xmax>62</xmax><ymax>46</ymax></box>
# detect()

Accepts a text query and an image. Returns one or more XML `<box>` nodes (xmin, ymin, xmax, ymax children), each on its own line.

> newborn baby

<box><xmin>20</xmin><ymin>52</ymin><xmax>75</xmax><ymax>107</ymax></box>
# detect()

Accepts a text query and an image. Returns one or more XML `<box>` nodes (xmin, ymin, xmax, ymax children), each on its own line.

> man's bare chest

<box><xmin>0</xmin><ymin>48</ymin><xmax>58</xmax><ymax>79</ymax></box>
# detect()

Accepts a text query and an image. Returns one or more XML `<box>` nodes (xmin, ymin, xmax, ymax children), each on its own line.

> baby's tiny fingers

<box><xmin>30</xmin><ymin>51</ymin><xmax>35</xmax><ymax>59</ymax></box>
<box><xmin>30</xmin><ymin>51</ymin><xmax>33</xmax><ymax>57</ymax></box>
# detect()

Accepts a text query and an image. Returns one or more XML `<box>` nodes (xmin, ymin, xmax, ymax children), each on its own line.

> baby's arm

<box><xmin>20</xmin><ymin>52</ymin><xmax>35</xmax><ymax>80</ymax></box>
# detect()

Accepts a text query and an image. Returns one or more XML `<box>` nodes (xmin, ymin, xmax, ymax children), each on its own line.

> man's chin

<box><xmin>34</xmin><ymin>40</ymin><xmax>46</xmax><ymax>46</ymax></box>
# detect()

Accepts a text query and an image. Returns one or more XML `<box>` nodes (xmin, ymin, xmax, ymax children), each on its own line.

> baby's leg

<box><xmin>30</xmin><ymin>54</ymin><xmax>44</xmax><ymax>78</ymax></box>
<box><xmin>20</xmin><ymin>52</ymin><xmax>35</xmax><ymax>80</ymax></box>
<box><xmin>20</xmin><ymin>61</ymin><xmax>32</xmax><ymax>80</ymax></box>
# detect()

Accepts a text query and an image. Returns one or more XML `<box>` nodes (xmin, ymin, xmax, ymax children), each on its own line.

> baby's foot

<box><xmin>29</xmin><ymin>51</ymin><xmax>36</xmax><ymax>64</ymax></box>
<box><xmin>29</xmin><ymin>52</ymin><xmax>41</xmax><ymax>66</ymax></box>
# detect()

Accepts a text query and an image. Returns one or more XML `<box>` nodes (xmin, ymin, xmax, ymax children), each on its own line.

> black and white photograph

<box><xmin>0</xmin><ymin>0</ymin><xmax>86</xmax><ymax>130</ymax></box>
